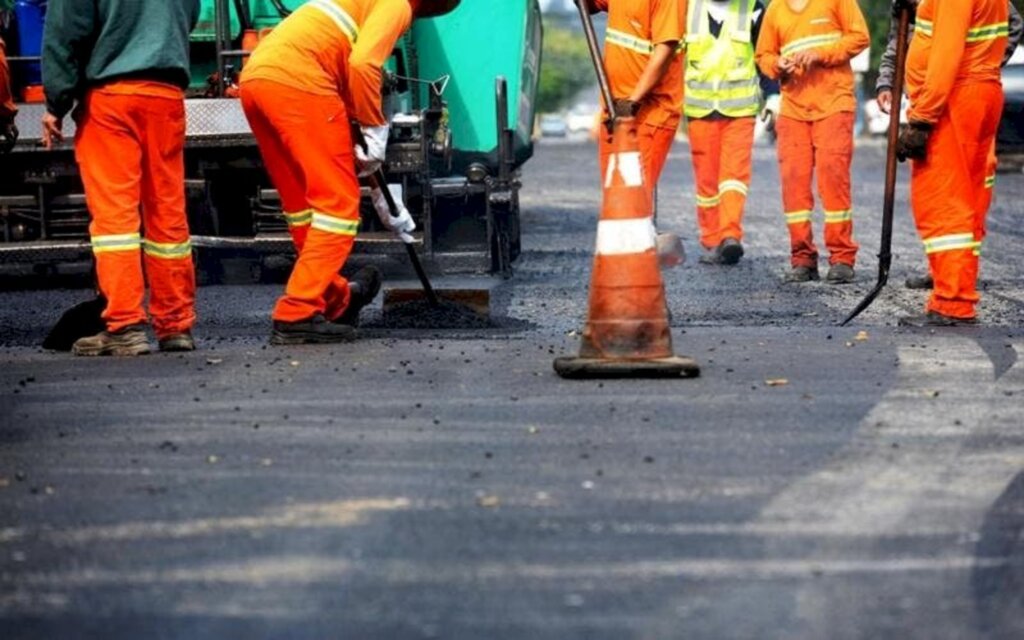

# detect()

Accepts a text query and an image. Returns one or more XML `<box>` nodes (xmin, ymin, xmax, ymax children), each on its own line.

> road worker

<box><xmin>684</xmin><ymin>0</ymin><xmax>767</xmax><ymax>266</ymax></box>
<box><xmin>876</xmin><ymin>0</ymin><xmax>1021</xmax><ymax>291</ymax></box>
<box><xmin>41</xmin><ymin>0</ymin><xmax>201</xmax><ymax>356</ymax></box>
<box><xmin>0</xmin><ymin>35</ymin><xmax>16</xmax><ymax>154</ymax></box>
<box><xmin>239</xmin><ymin>0</ymin><xmax>457</xmax><ymax>345</ymax></box>
<box><xmin>754</xmin><ymin>0</ymin><xmax>869</xmax><ymax>284</ymax></box>
<box><xmin>586</xmin><ymin>0</ymin><xmax>686</xmax><ymax>204</ymax></box>
<box><xmin>896</xmin><ymin>0</ymin><xmax>1010</xmax><ymax>326</ymax></box>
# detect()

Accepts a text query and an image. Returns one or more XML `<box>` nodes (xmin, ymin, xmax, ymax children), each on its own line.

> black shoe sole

<box><xmin>270</xmin><ymin>326</ymin><xmax>357</xmax><ymax>345</ymax></box>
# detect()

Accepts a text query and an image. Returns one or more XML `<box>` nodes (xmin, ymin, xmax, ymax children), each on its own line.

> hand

<box><xmin>791</xmin><ymin>49</ymin><xmax>822</xmax><ymax>70</ymax></box>
<box><xmin>355</xmin><ymin>124</ymin><xmax>388</xmax><ymax>178</ymax></box>
<box><xmin>896</xmin><ymin>121</ymin><xmax>932</xmax><ymax>163</ymax></box>
<box><xmin>777</xmin><ymin>56</ymin><xmax>797</xmax><ymax>76</ymax></box>
<box><xmin>370</xmin><ymin>185</ymin><xmax>416</xmax><ymax>243</ymax></box>
<box><xmin>612</xmin><ymin>99</ymin><xmax>640</xmax><ymax>118</ymax></box>
<box><xmin>0</xmin><ymin>117</ymin><xmax>17</xmax><ymax>154</ymax></box>
<box><xmin>41</xmin><ymin>112</ymin><xmax>64</xmax><ymax>150</ymax></box>
<box><xmin>877</xmin><ymin>89</ymin><xmax>893</xmax><ymax>115</ymax></box>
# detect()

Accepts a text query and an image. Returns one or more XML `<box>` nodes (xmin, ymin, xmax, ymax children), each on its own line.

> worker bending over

<box><xmin>240</xmin><ymin>0</ymin><xmax>457</xmax><ymax>345</ymax></box>
<box><xmin>685</xmin><ymin>0</ymin><xmax>767</xmax><ymax>266</ymax></box>
<box><xmin>755</xmin><ymin>0</ymin><xmax>869</xmax><ymax>284</ymax></box>
<box><xmin>586</xmin><ymin>0</ymin><xmax>686</xmax><ymax>204</ymax></box>
<box><xmin>0</xmin><ymin>35</ymin><xmax>17</xmax><ymax>153</ymax></box>
<box><xmin>896</xmin><ymin>0</ymin><xmax>1009</xmax><ymax>326</ymax></box>
<box><xmin>877</xmin><ymin>0</ymin><xmax>1021</xmax><ymax>291</ymax></box>
<box><xmin>41</xmin><ymin>0</ymin><xmax>201</xmax><ymax>356</ymax></box>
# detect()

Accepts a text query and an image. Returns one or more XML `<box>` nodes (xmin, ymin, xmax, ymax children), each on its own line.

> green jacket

<box><xmin>42</xmin><ymin>0</ymin><xmax>201</xmax><ymax>118</ymax></box>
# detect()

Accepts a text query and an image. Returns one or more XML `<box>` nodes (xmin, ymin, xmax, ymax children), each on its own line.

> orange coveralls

<box><xmin>0</xmin><ymin>37</ymin><xmax>16</xmax><ymax>122</ymax></box>
<box><xmin>239</xmin><ymin>0</ymin><xmax>411</xmax><ymax>323</ymax></box>
<box><xmin>76</xmin><ymin>81</ymin><xmax>196</xmax><ymax>337</ymax></box>
<box><xmin>755</xmin><ymin>0</ymin><xmax>869</xmax><ymax>269</ymax></box>
<box><xmin>589</xmin><ymin>0</ymin><xmax>686</xmax><ymax>196</ymax></box>
<box><xmin>906</xmin><ymin>0</ymin><xmax>1008</xmax><ymax>320</ymax></box>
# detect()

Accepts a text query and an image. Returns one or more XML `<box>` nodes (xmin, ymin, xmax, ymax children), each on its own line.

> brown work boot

<box><xmin>826</xmin><ymin>263</ymin><xmax>855</xmax><ymax>284</ymax></box>
<box><xmin>904</xmin><ymin>273</ymin><xmax>934</xmax><ymax>290</ymax></box>
<box><xmin>159</xmin><ymin>332</ymin><xmax>196</xmax><ymax>352</ymax></box>
<box><xmin>785</xmin><ymin>265</ymin><xmax>819</xmax><ymax>283</ymax></box>
<box><xmin>898</xmin><ymin>311</ymin><xmax>978</xmax><ymax>327</ymax></box>
<box><xmin>334</xmin><ymin>266</ymin><xmax>382</xmax><ymax>327</ymax></box>
<box><xmin>72</xmin><ymin>324</ymin><xmax>151</xmax><ymax>357</ymax></box>
<box><xmin>271</xmin><ymin>314</ymin><xmax>357</xmax><ymax>345</ymax></box>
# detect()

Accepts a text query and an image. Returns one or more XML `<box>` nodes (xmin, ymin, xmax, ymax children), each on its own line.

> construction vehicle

<box><xmin>0</xmin><ymin>0</ymin><xmax>542</xmax><ymax>277</ymax></box>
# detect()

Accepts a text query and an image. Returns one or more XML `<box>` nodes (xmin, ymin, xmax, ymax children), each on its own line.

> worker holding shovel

<box><xmin>239</xmin><ymin>0</ymin><xmax>459</xmax><ymax>345</ymax></box>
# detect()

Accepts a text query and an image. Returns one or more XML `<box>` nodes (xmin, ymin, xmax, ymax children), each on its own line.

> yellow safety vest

<box><xmin>684</xmin><ymin>0</ymin><xmax>761</xmax><ymax>119</ymax></box>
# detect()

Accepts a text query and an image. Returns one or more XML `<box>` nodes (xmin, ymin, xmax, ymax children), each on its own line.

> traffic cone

<box><xmin>554</xmin><ymin>117</ymin><xmax>700</xmax><ymax>379</ymax></box>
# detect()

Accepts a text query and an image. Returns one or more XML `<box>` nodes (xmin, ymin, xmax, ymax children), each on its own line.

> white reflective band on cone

<box><xmin>595</xmin><ymin>217</ymin><xmax>657</xmax><ymax>256</ymax></box>
<box><xmin>605</xmin><ymin>151</ymin><xmax>645</xmax><ymax>188</ymax></box>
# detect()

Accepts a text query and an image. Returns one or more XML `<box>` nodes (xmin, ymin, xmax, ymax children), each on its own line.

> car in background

<box><xmin>997</xmin><ymin>47</ymin><xmax>1024</xmax><ymax>159</ymax></box>
<box><xmin>566</xmin><ymin>105</ymin><xmax>599</xmax><ymax>134</ymax></box>
<box><xmin>539</xmin><ymin>113</ymin><xmax>569</xmax><ymax>138</ymax></box>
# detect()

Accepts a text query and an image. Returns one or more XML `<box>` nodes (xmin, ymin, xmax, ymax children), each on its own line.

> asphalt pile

<box><xmin>377</xmin><ymin>299</ymin><xmax>496</xmax><ymax>330</ymax></box>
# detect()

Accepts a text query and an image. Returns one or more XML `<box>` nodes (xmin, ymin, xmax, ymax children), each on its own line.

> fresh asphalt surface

<box><xmin>1</xmin><ymin>135</ymin><xmax>1023</xmax><ymax>639</ymax></box>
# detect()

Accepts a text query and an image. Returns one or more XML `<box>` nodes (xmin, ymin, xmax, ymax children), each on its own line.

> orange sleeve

<box><xmin>818</xmin><ymin>0</ymin><xmax>870</xmax><ymax>67</ymax></box>
<box><xmin>651</xmin><ymin>0</ymin><xmax>685</xmax><ymax>45</ymax></box>
<box><xmin>754</xmin><ymin>6</ymin><xmax>781</xmax><ymax>80</ymax></box>
<box><xmin>347</xmin><ymin>0</ymin><xmax>412</xmax><ymax>127</ymax></box>
<box><xmin>0</xmin><ymin>38</ymin><xmax>16</xmax><ymax>120</ymax></box>
<box><xmin>908</xmin><ymin>0</ymin><xmax>970</xmax><ymax>124</ymax></box>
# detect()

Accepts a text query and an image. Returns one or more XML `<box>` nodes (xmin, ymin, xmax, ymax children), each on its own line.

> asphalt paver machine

<box><xmin>0</xmin><ymin>0</ymin><xmax>542</xmax><ymax>278</ymax></box>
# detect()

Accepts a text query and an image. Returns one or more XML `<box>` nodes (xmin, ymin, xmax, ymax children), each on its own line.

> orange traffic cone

<box><xmin>554</xmin><ymin>117</ymin><xmax>700</xmax><ymax>379</ymax></box>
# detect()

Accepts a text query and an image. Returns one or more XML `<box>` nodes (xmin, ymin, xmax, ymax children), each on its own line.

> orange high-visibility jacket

<box><xmin>241</xmin><ymin>0</ymin><xmax>411</xmax><ymax>126</ymax></box>
<box><xmin>754</xmin><ymin>0</ymin><xmax>869</xmax><ymax>122</ymax></box>
<box><xmin>588</xmin><ymin>0</ymin><xmax>687</xmax><ymax>130</ymax></box>
<box><xmin>906</xmin><ymin>0</ymin><xmax>1009</xmax><ymax>124</ymax></box>
<box><xmin>0</xmin><ymin>37</ymin><xmax>16</xmax><ymax>120</ymax></box>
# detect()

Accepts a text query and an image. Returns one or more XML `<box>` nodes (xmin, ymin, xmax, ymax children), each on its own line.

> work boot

<box><xmin>334</xmin><ymin>266</ymin><xmax>383</xmax><ymax>327</ymax></box>
<box><xmin>159</xmin><ymin>332</ymin><xmax>195</xmax><ymax>352</ymax></box>
<box><xmin>699</xmin><ymin>247</ymin><xmax>722</xmax><ymax>265</ymax></box>
<box><xmin>72</xmin><ymin>324</ymin><xmax>151</xmax><ymax>357</ymax></box>
<box><xmin>826</xmin><ymin>263</ymin><xmax>855</xmax><ymax>285</ymax></box>
<box><xmin>904</xmin><ymin>273</ymin><xmax>934</xmax><ymax>290</ymax></box>
<box><xmin>718</xmin><ymin>238</ymin><xmax>744</xmax><ymax>266</ymax></box>
<box><xmin>785</xmin><ymin>266</ymin><xmax>819</xmax><ymax>283</ymax></box>
<box><xmin>898</xmin><ymin>311</ymin><xmax>977</xmax><ymax>327</ymax></box>
<box><xmin>271</xmin><ymin>314</ymin><xmax>357</xmax><ymax>345</ymax></box>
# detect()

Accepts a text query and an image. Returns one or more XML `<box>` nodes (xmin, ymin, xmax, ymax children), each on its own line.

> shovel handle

<box><xmin>574</xmin><ymin>0</ymin><xmax>616</xmax><ymax>132</ymax></box>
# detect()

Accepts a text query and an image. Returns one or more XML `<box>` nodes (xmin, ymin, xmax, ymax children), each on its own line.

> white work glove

<box><xmin>371</xmin><ymin>184</ymin><xmax>416</xmax><ymax>244</ymax></box>
<box><xmin>355</xmin><ymin>124</ymin><xmax>389</xmax><ymax>177</ymax></box>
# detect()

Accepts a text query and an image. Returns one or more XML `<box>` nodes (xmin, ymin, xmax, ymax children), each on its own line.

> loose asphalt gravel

<box><xmin>0</xmin><ymin>136</ymin><xmax>1022</xmax><ymax>640</ymax></box>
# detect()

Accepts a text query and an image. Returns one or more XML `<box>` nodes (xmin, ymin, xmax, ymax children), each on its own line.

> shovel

<box><xmin>43</xmin><ymin>289</ymin><xmax>106</xmax><ymax>351</ymax></box>
<box><xmin>841</xmin><ymin>4</ymin><xmax>912</xmax><ymax>326</ymax></box>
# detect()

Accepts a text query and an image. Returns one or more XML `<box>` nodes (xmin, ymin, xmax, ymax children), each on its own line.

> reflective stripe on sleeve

<box><xmin>91</xmin><ymin>233</ymin><xmax>142</xmax><ymax>254</ymax></box>
<box><xmin>143</xmin><ymin>239</ymin><xmax>193</xmax><ymax>259</ymax></box>
<box><xmin>306</xmin><ymin>0</ymin><xmax>360</xmax><ymax>43</ymax></box>
<box><xmin>781</xmin><ymin>32</ymin><xmax>842</xmax><ymax>56</ymax></box>
<box><xmin>824</xmin><ymin>209</ymin><xmax>852</xmax><ymax>223</ymax></box>
<box><xmin>283</xmin><ymin>209</ymin><xmax>314</xmax><ymax>228</ymax></box>
<box><xmin>923</xmin><ymin>233</ymin><xmax>977</xmax><ymax>254</ymax></box>
<box><xmin>595</xmin><ymin>217</ymin><xmax>657</xmax><ymax>256</ymax></box>
<box><xmin>967</xmin><ymin>22</ymin><xmax>1009</xmax><ymax>42</ymax></box>
<box><xmin>785</xmin><ymin>210</ymin><xmax>813</xmax><ymax>225</ymax></box>
<box><xmin>606</xmin><ymin>28</ymin><xmax>654</xmax><ymax>54</ymax></box>
<box><xmin>311</xmin><ymin>212</ymin><xmax>360</xmax><ymax>236</ymax></box>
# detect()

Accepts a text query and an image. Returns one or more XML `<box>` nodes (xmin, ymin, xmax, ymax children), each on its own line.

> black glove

<box><xmin>612</xmin><ymin>99</ymin><xmax>641</xmax><ymax>118</ymax></box>
<box><xmin>0</xmin><ymin>118</ymin><xmax>17</xmax><ymax>154</ymax></box>
<box><xmin>896</xmin><ymin>121</ymin><xmax>931</xmax><ymax>163</ymax></box>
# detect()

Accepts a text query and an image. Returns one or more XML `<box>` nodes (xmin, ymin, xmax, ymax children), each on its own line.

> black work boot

<box><xmin>72</xmin><ymin>324</ymin><xmax>151</xmax><ymax>357</ymax></box>
<box><xmin>159</xmin><ymin>331</ymin><xmax>196</xmax><ymax>352</ymax></box>
<box><xmin>898</xmin><ymin>311</ymin><xmax>978</xmax><ymax>327</ymax></box>
<box><xmin>718</xmin><ymin>238</ymin><xmax>744</xmax><ymax>265</ymax></box>
<box><xmin>785</xmin><ymin>266</ymin><xmax>819</xmax><ymax>283</ymax></box>
<box><xmin>271</xmin><ymin>314</ymin><xmax>357</xmax><ymax>345</ymax></box>
<box><xmin>334</xmin><ymin>266</ymin><xmax>383</xmax><ymax>327</ymax></box>
<box><xmin>826</xmin><ymin>263</ymin><xmax>855</xmax><ymax>284</ymax></box>
<box><xmin>904</xmin><ymin>273</ymin><xmax>934</xmax><ymax>290</ymax></box>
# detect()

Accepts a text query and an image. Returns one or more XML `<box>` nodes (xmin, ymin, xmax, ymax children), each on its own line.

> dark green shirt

<box><xmin>42</xmin><ymin>0</ymin><xmax>201</xmax><ymax>118</ymax></box>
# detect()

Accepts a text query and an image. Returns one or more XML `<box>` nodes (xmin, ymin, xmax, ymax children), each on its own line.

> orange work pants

<box><xmin>599</xmin><ymin>120</ymin><xmax>676</xmax><ymax>201</ymax></box>
<box><xmin>240</xmin><ymin>79</ymin><xmax>359</xmax><ymax>323</ymax></box>
<box><xmin>76</xmin><ymin>82</ymin><xmax>195</xmax><ymax>337</ymax></box>
<box><xmin>775</xmin><ymin>111</ymin><xmax>858</xmax><ymax>268</ymax></box>
<box><xmin>687</xmin><ymin>116</ymin><xmax>755</xmax><ymax>249</ymax></box>
<box><xmin>911</xmin><ymin>81</ymin><xmax>1003</xmax><ymax>319</ymax></box>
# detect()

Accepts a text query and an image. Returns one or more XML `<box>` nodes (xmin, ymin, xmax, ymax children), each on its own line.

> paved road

<box><xmin>1</xmin><ymin>137</ymin><xmax>1023</xmax><ymax>639</ymax></box>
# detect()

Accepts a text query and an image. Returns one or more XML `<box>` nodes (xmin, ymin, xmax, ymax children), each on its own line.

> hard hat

<box><xmin>415</xmin><ymin>0</ymin><xmax>461</xmax><ymax>18</ymax></box>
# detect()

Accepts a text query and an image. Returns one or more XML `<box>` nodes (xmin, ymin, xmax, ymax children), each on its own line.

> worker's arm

<box><xmin>876</xmin><ymin>10</ymin><xmax>901</xmax><ymax>94</ymax></box>
<box><xmin>1005</xmin><ymin>1</ymin><xmax>1023</xmax><ymax>66</ymax></box>
<box><xmin>626</xmin><ymin>0</ymin><xmax>684</xmax><ymax>104</ymax></box>
<box><xmin>41</xmin><ymin>0</ymin><xmax>97</xmax><ymax>120</ymax></box>
<box><xmin>907</xmin><ymin>0</ymin><xmax>970</xmax><ymax>124</ymax></box>
<box><xmin>754</xmin><ymin>7</ymin><xmax>783</xmax><ymax>80</ymax></box>
<box><xmin>808</xmin><ymin>0</ymin><xmax>870</xmax><ymax>67</ymax></box>
<box><xmin>347</xmin><ymin>0</ymin><xmax>412</xmax><ymax>127</ymax></box>
<box><xmin>0</xmin><ymin>37</ymin><xmax>17</xmax><ymax>122</ymax></box>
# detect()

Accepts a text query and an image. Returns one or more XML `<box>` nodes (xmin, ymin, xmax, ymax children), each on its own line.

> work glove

<box><xmin>896</xmin><ymin>121</ymin><xmax>932</xmax><ymax>163</ymax></box>
<box><xmin>0</xmin><ymin>116</ymin><xmax>17</xmax><ymax>154</ymax></box>
<box><xmin>371</xmin><ymin>184</ymin><xmax>416</xmax><ymax>244</ymax></box>
<box><xmin>355</xmin><ymin>124</ymin><xmax>389</xmax><ymax>178</ymax></box>
<box><xmin>612</xmin><ymin>99</ymin><xmax>641</xmax><ymax>118</ymax></box>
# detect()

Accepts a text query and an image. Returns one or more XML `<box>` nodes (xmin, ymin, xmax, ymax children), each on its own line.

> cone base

<box><xmin>553</xmin><ymin>356</ymin><xmax>701</xmax><ymax>380</ymax></box>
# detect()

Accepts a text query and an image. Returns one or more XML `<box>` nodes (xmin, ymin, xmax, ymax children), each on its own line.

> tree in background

<box><xmin>537</xmin><ymin>23</ymin><xmax>595</xmax><ymax>113</ymax></box>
